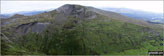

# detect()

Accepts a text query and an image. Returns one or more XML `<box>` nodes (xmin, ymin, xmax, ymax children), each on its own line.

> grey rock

<box><xmin>31</xmin><ymin>23</ymin><xmax>50</xmax><ymax>33</ymax></box>
<box><xmin>56</xmin><ymin>4</ymin><xmax>97</xmax><ymax>19</ymax></box>
<box><xmin>16</xmin><ymin>22</ymin><xmax>50</xmax><ymax>35</ymax></box>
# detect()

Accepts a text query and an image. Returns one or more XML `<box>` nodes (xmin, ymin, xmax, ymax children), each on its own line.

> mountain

<box><xmin>1</xmin><ymin>4</ymin><xmax>163</xmax><ymax>55</ymax></box>
<box><xmin>0</xmin><ymin>14</ymin><xmax>11</xmax><ymax>19</ymax></box>
<box><xmin>1</xmin><ymin>14</ymin><xmax>26</xmax><ymax>26</ymax></box>
<box><xmin>102</xmin><ymin>8</ymin><xmax>164</xmax><ymax>24</ymax></box>
<box><xmin>0</xmin><ymin>11</ymin><xmax>45</xmax><ymax>19</ymax></box>
<box><xmin>14</xmin><ymin>11</ymin><xmax>45</xmax><ymax>16</ymax></box>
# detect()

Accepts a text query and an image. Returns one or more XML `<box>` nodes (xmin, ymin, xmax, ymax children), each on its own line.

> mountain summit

<box><xmin>53</xmin><ymin>4</ymin><xmax>153</xmax><ymax>27</ymax></box>
<box><xmin>56</xmin><ymin>4</ymin><xmax>85</xmax><ymax>15</ymax></box>
<box><xmin>55</xmin><ymin>4</ymin><xmax>97</xmax><ymax>19</ymax></box>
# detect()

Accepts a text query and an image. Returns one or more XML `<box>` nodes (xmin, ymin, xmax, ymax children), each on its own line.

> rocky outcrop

<box><xmin>56</xmin><ymin>4</ymin><xmax>97</xmax><ymax>19</ymax></box>
<box><xmin>16</xmin><ymin>22</ymin><xmax>49</xmax><ymax>35</ymax></box>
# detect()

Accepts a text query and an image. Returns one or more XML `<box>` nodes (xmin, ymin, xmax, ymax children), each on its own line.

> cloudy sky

<box><xmin>1</xmin><ymin>1</ymin><xmax>163</xmax><ymax>14</ymax></box>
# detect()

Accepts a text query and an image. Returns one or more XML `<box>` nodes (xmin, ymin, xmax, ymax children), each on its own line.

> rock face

<box><xmin>56</xmin><ymin>4</ymin><xmax>78</xmax><ymax>15</ymax></box>
<box><xmin>31</xmin><ymin>23</ymin><xmax>50</xmax><ymax>33</ymax></box>
<box><xmin>16</xmin><ymin>22</ymin><xmax>49</xmax><ymax>35</ymax></box>
<box><xmin>56</xmin><ymin>4</ymin><xmax>97</xmax><ymax>19</ymax></box>
<box><xmin>52</xmin><ymin>4</ymin><xmax>98</xmax><ymax>25</ymax></box>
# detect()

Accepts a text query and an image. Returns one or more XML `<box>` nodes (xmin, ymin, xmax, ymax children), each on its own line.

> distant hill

<box><xmin>0</xmin><ymin>14</ymin><xmax>11</xmax><ymax>19</ymax></box>
<box><xmin>0</xmin><ymin>11</ymin><xmax>45</xmax><ymax>19</ymax></box>
<box><xmin>15</xmin><ymin>11</ymin><xmax>45</xmax><ymax>16</ymax></box>
<box><xmin>1</xmin><ymin>4</ymin><xmax>163</xmax><ymax>55</ymax></box>
<box><xmin>102</xmin><ymin>8</ymin><xmax>164</xmax><ymax>24</ymax></box>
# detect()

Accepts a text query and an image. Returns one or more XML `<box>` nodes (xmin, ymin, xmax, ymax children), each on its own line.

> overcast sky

<box><xmin>1</xmin><ymin>1</ymin><xmax>163</xmax><ymax>14</ymax></box>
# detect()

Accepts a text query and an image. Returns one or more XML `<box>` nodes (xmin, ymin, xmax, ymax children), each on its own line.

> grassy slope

<box><xmin>1</xmin><ymin>14</ymin><xmax>163</xmax><ymax>55</ymax></box>
<box><xmin>78</xmin><ymin>15</ymin><xmax>163</xmax><ymax>55</ymax></box>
